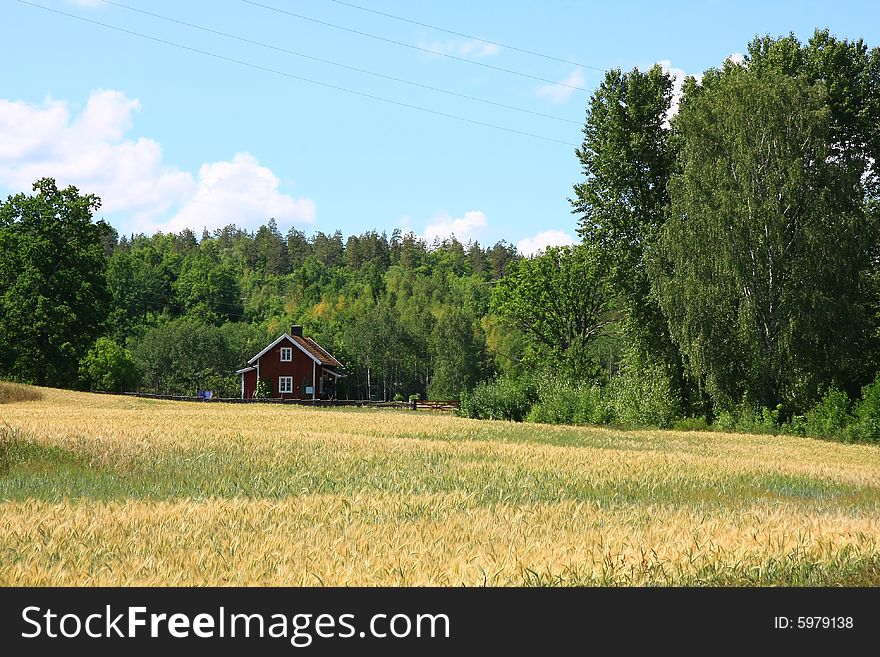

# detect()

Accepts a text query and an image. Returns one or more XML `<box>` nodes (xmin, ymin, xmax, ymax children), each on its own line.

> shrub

<box><xmin>392</xmin><ymin>393</ymin><xmax>404</xmax><ymax>402</ymax></box>
<box><xmin>804</xmin><ymin>386</ymin><xmax>854</xmax><ymax>440</ymax></box>
<box><xmin>782</xmin><ymin>414</ymin><xmax>807</xmax><ymax>436</ymax></box>
<box><xmin>458</xmin><ymin>374</ymin><xmax>539</xmax><ymax>422</ymax></box>
<box><xmin>460</xmin><ymin>360</ymin><xmax>682</xmax><ymax>428</ymax></box>
<box><xmin>747</xmin><ymin>405</ymin><xmax>783</xmax><ymax>435</ymax></box>
<box><xmin>198</xmin><ymin>373</ymin><xmax>239</xmax><ymax>398</ymax></box>
<box><xmin>254</xmin><ymin>379</ymin><xmax>272</xmax><ymax>399</ymax></box>
<box><xmin>851</xmin><ymin>375</ymin><xmax>880</xmax><ymax>443</ymax></box>
<box><xmin>672</xmin><ymin>416</ymin><xmax>709</xmax><ymax>432</ymax></box>
<box><xmin>607</xmin><ymin>356</ymin><xmax>680</xmax><ymax>428</ymax></box>
<box><xmin>526</xmin><ymin>381</ymin><xmax>610</xmax><ymax>426</ymax></box>
<box><xmin>78</xmin><ymin>337</ymin><xmax>141</xmax><ymax>393</ymax></box>
<box><xmin>713</xmin><ymin>410</ymin><xmax>735</xmax><ymax>431</ymax></box>
<box><xmin>711</xmin><ymin>400</ymin><xmax>783</xmax><ymax>435</ymax></box>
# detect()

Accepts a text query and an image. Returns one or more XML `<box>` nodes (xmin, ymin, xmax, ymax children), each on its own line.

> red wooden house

<box><xmin>236</xmin><ymin>326</ymin><xmax>345</xmax><ymax>399</ymax></box>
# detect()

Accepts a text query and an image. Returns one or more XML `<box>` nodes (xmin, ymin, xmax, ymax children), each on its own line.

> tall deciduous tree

<box><xmin>490</xmin><ymin>244</ymin><xmax>614</xmax><ymax>375</ymax></box>
<box><xmin>570</xmin><ymin>65</ymin><xmax>676</xmax><ymax>360</ymax></box>
<box><xmin>428</xmin><ymin>306</ymin><xmax>487</xmax><ymax>399</ymax></box>
<box><xmin>746</xmin><ymin>30</ymin><xmax>880</xmax><ymax>196</ymax></box>
<box><xmin>0</xmin><ymin>178</ymin><xmax>109</xmax><ymax>386</ymax></box>
<box><xmin>131</xmin><ymin>317</ymin><xmax>248</xmax><ymax>395</ymax></box>
<box><xmin>106</xmin><ymin>242</ymin><xmax>177</xmax><ymax>341</ymax></box>
<box><xmin>174</xmin><ymin>241</ymin><xmax>243</xmax><ymax>324</ymax></box>
<box><xmin>652</xmin><ymin>66</ymin><xmax>871</xmax><ymax>411</ymax></box>
<box><xmin>746</xmin><ymin>30</ymin><xmax>880</xmax><ymax>383</ymax></box>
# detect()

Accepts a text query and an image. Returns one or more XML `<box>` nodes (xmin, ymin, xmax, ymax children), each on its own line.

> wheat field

<box><xmin>1</xmin><ymin>385</ymin><xmax>878</xmax><ymax>585</ymax></box>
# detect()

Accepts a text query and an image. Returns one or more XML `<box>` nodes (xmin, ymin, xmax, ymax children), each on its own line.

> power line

<box><xmin>17</xmin><ymin>1</ymin><xmax>578</xmax><ymax>147</ymax></box>
<box><xmin>97</xmin><ymin>0</ymin><xmax>579</xmax><ymax>126</ymax></box>
<box><xmin>239</xmin><ymin>0</ymin><xmax>592</xmax><ymax>93</ymax></box>
<box><xmin>320</xmin><ymin>0</ymin><xmax>607</xmax><ymax>73</ymax></box>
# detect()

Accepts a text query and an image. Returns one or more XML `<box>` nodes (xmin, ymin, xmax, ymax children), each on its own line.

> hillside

<box><xmin>1</xmin><ymin>386</ymin><xmax>878</xmax><ymax>585</ymax></box>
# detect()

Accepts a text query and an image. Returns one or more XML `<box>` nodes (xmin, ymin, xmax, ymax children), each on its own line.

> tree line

<box><xmin>0</xmin><ymin>183</ymin><xmax>524</xmax><ymax>400</ymax></box>
<box><xmin>2</xmin><ymin>29</ymin><xmax>879</xmax><ymax>440</ymax></box>
<box><xmin>566</xmin><ymin>29</ymin><xmax>880</xmax><ymax>424</ymax></box>
<box><xmin>470</xmin><ymin>29</ymin><xmax>880</xmax><ymax>440</ymax></box>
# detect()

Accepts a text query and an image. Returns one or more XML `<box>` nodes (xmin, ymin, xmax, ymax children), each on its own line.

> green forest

<box><xmin>2</xmin><ymin>30</ymin><xmax>880</xmax><ymax>442</ymax></box>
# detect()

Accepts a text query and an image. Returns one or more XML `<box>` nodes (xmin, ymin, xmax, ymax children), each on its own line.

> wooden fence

<box><xmin>105</xmin><ymin>391</ymin><xmax>459</xmax><ymax>411</ymax></box>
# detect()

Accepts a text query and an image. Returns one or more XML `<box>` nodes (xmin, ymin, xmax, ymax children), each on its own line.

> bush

<box><xmin>392</xmin><ymin>393</ymin><xmax>404</xmax><ymax>402</ymax></box>
<box><xmin>712</xmin><ymin>381</ymin><xmax>880</xmax><ymax>443</ymax></box>
<box><xmin>458</xmin><ymin>374</ymin><xmax>540</xmax><ymax>422</ymax></box>
<box><xmin>711</xmin><ymin>397</ymin><xmax>782</xmax><ymax>435</ymax></box>
<box><xmin>782</xmin><ymin>414</ymin><xmax>807</xmax><ymax>436</ymax></box>
<box><xmin>607</xmin><ymin>356</ymin><xmax>680</xmax><ymax>428</ymax></box>
<box><xmin>254</xmin><ymin>379</ymin><xmax>272</xmax><ymax>399</ymax></box>
<box><xmin>672</xmin><ymin>416</ymin><xmax>709</xmax><ymax>431</ymax></box>
<box><xmin>713</xmin><ymin>409</ymin><xmax>735</xmax><ymax>431</ymax></box>
<box><xmin>804</xmin><ymin>386</ymin><xmax>853</xmax><ymax>440</ymax></box>
<box><xmin>526</xmin><ymin>381</ymin><xmax>609</xmax><ymax>426</ymax></box>
<box><xmin>737</xmin><ymin>404</ymin><xmax>782</xmax><ymax>435</ymax></box>
<box><xmin>850</xmin><ymin>375</ymin><xmax>880</xmax><ymax>443</ymax></box>
<box><xmin>459</xmin><ymin>359</ymin><xmax>681</xmax><ymax>428</ymax></box>
<box><xmin>78</xmin><ymin>337</ymin><xmax>141</xmax><ymax>393</ymax></box>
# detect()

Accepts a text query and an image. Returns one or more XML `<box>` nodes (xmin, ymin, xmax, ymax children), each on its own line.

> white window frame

<box><xmin>278</xmin><ymin>376</ymin><xmax>293</xmax><ymax>394</ymax></box>
<box><xmin>280</xmin><ymin>347</ymin><xmax>293</xmax><ymax>362</ymax></box>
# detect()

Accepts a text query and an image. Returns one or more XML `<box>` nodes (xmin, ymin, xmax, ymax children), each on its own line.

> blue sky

<box><xmin>3</xmin><ymin>0</ymin><xmax>880</xmax><ymax>254</ymax></box>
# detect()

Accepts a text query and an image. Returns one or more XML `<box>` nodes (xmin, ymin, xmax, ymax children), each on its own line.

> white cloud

<box><xmin>727</xmin><ymin>52</ymin><xmax>745</xmax><ymax>66</ymax></box>
<box><xmin>73</xmin><ymin>88</ymin><xmax>138</xmax><ymax>142</ymax></box>
<box><xmin>420</xmin><ymin>38</ymin><xmax>500</xmax><ymax>58</ymax></box>
<box><xmin>0</xmin><ymin>90</ymin><xmax>315</xmax><ymax>235</ymax></box>
<box><xmin>0</xmin><ymin>91</ymin><xmax>194</xmax><ymax>224</ymax></box>
<box><xmin>536</xmin><ymin>68</ymin><xmax>585</xmax><ymax>104</ymax></box>
<box><xmin>423</xmin><ymin>210</ymin><xmax>487</xmax><ymax>244</ymax></box>
<box><xmin>657</xmin><ymin>60</ymin><xmax>702</xmax><ymax>126</ymax></box>
<box><xmin>517</xmin><ymin>229</ymin><xmax>577</xmax><ymax>256</ymax></box>
<box><xmin>161</xmin><ymin>153</ymin><xmax>315</xmax><ymax>234</ymax></box>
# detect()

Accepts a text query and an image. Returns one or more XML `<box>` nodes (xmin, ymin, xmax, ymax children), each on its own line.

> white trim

<box><xmin>280</xmin><ymin>346</ymin><xmax>292</xmax><ymax>362</ymax></box>
<box><xmin>240</xmin><ymin>373</ymin><xmax>244</xmax><ymax>399</ymax></box>
<box><xmin>247</xmin><ymin>334</ymin><xmax>323</xmax><ymax>366</ymax></box>
<box><xmin>247</xmin><ymin>334</ymin><xmax>292</xmax><ymax>364</ymax></box>
<box><xmin>235</xmin><ymin>366</ymin><xmax>256</xmax><ymax>375</ymax></box>
<box><xmin>322</xmin><ymin>367</ymin><xmax>346</xmax><ymax>379</ymax></box>
<box><xmin>278</xmin><ymin>376</ymin><xmax>293</xmax><ymax>394</ymax></box>
<box><xmin>312</xmin><ymin>360</ymin><xmax>317</xmax><ymax>400</ymax></box>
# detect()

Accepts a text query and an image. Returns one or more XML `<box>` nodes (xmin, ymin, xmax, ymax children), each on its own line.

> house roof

<box><xmin>296</xmin><ymin>336</ymin><xmax>344</xmax><ymax>370</ymax></box>
<box><xmin>235</xmin><ymin>366</ymin><xmax>256</xmax><ymax>375</ymax></box>
<box><xmin>246</xmin><ymin>333</ymin><xmax>345</xmax><ymax>371</ymax></box>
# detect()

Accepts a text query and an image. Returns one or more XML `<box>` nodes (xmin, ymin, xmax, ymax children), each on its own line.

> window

<box><xmin>278</xmin><ymin>376</ymin><xmax>293</xmax><ymax>394</ymax></box>
<box><xmin>280</xmin><ymin>347</ymin><xmax>293</xmax><ymax>362</ymax></box>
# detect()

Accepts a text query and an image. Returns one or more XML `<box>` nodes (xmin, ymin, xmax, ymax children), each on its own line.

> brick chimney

<box><xmin>291</xmin><ymin>325</ymin><xmax>303</xmax><ymax>337</ymax></box>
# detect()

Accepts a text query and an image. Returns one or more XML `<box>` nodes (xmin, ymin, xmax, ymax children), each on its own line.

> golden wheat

<box><xmin>1</xmin><ymin>387</ymin><xmax>878</xmax><ymax>585</ymax></box>
<box><xmin>2</xmin><ymin>496</ymin><xmax>877</xmax><ymax>586</ymax></box>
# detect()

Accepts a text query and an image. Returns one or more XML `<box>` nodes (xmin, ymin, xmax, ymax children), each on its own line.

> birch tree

<box><xmin>653</xmin><ymin>66</ymin><xmax>870</xmax><ymax>411</ymax></box>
